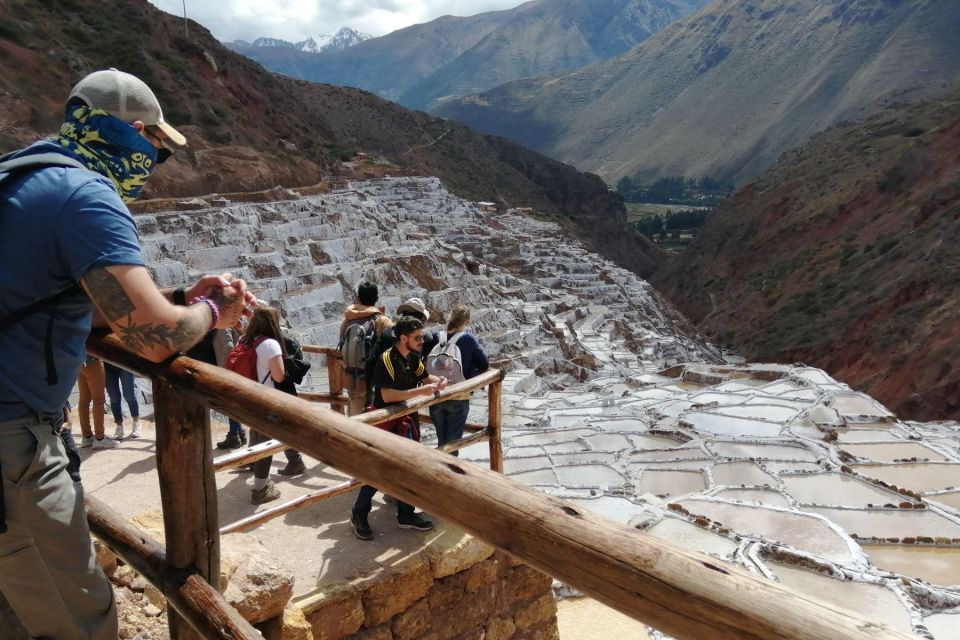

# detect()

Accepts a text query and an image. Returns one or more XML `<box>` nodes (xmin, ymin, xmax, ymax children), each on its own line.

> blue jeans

<box><xmin>429</xmin><ymin>399</ymin><xmax>470</xmax><ymax>456</ymax></box>
<box><xmin>228</xmin><ymin>419</ymin><xmax>244</xmax><ymax>437</ymax></box>
<box><xmin>103</xmin><ymin>364</ymin><xmax>138</xmax><ymax>423</ymax></box>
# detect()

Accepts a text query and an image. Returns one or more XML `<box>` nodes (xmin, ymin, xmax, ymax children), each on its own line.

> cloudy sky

<box><xmin>147</xmin><ymin>0</ymin><xmax>524</xmax><ymax>43</ymax></box>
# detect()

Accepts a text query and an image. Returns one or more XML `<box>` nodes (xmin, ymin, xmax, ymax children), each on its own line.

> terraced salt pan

<box><xmin>851</xmin><ymin>464</ymin><xmax>960</xmax><ymax>493</ymax></box>
<box><xmin>808</xmin><ymin>507</ymin><xmax>960</xmax><ymax>539</ymax></box>
<box><xmin>674</xmin><ymin>499</ymin><xmax>855</xmax><ymax>563</ymax></box>
<box><xmin>929</xmin><ymin>492</ymin><xmax>960</xmax><ymax>511</ymax></box>
<box><xmin>628</xmin><ymin>435</ymin><xmax>684</xmax><ymax>449</ymax></box>
<box><xmin>637</xmin><ymin>470</ymin><xmax>706</xmax><ymax>497</ymax></box>
<box><xmin>644</xmin><ymin>517</ymin><xmax>739</xmax><ymax>558</ymax></box>
<box><xmin>682</xmin><ymin>411</ymin><xmax>784</xmax><ymax>437</ymax></box>
<box><xmin>768</xmin><ymin>563</ymin><xmax>915</xmax><ymax>635</ymax></box>
<box><xmin>711</xmin><ymin>462</ymin><xmax>778</xmax><ymax>487</ymax></box>
<box><xmin>837</xmin><ymin>430</ymin><xmax>909</xmax><ymax>443</ymax></box>
<box><xmin>924</xmin><ymin>613</ymin><xmax>960</xmax><ymax>640</ymax></box>
<box><xmin>707</xmin><ymin>442</ymin><xmax>818</xmax><ymax>461</ymax></box>
<box><xmin>841</xmin><ymin>442</ymin><xmax>948</xmax><ymax>462</ymax></box>
<box><xmin>863</xmin><ymin>545</ymin><xmax>960</xmax><ymax>587</ymax></box>
<box><xmin>713</xmin><ymin>488</ymin><xmax>792</xmax><ymax>508</ymax></box>
<box><xmin>782</xmin><ymin>473</ymin><xmax>906</xmax><ymax>506</ymax></box>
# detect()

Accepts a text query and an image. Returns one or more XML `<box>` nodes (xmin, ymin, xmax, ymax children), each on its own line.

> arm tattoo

<box><xmin>83</xmin><ymin>267</ymin><xmax>209</xmax><ymax>354</ymax></box>
<box><xmin>117</xmin><ymin>313</ymin><xmax>210</xmax><ymax>354</ymax></box>
<box><xmin>82</xmin><ymin>268</ymin><xmax>136</xmax><ymax>322</ymax></box>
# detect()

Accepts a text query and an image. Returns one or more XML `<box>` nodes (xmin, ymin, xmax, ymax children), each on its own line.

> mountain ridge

<box><xmin>230</xmin><ymin>0</ymin><xmax>709</xmax><ymax>110</ymax></box>
<box><xmin>437</xmin><ymin>0</ymin><xmax>960</xmax><ymax>185</ymax></box>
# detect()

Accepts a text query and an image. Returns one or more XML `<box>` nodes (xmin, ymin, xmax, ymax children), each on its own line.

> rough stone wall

<box><xmin>301</xmin><ymin>550</ymin><xmax>558</xmax><ymax>640</ymax></box>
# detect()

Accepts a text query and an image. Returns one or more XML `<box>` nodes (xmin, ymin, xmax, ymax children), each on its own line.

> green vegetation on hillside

<box><xmin>617</xmin><ymin>175</ymin><xmax>732</xmax><ymax>205</ymax></box>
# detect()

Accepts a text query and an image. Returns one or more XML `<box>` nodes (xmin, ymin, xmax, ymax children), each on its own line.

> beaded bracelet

<box><xmin>190</xmin><ymin>296</ymin><xmax>221</xmax><ymax>330</ymax></box>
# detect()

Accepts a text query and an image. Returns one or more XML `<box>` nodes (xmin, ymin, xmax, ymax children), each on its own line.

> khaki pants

<box><xmin>77</xmin><ymin>359</ymin><xmax>106</xmax><ymax>439</ymax></box>
<box><xmin>345</xmin><ymin>373</ymin><xmax>368</xmax><ymax>416</ymax></box>
<box><xmin>0</xmin><ymin>417</ymin><xmax>117</xmax><ymax>639</ymax></box>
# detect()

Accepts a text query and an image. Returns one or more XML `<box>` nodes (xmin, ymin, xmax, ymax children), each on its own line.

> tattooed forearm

<box><xmin>82</xmin><ymin>268</ymin><xmax>136</xmax><ymax>322</ymax></box>
<box><xmin>117</xmin><ymin>311</ymin><xmax>210</xmax><ymax>355</ymax></box>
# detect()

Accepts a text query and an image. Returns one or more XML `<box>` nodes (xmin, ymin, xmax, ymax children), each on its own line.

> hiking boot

<box><xmin>277</xmin><ymin>458</ymin><xmax>307</xmax><ymax>476</ymax></box>
<box><xmin>216</xmin><ymin>432</ymin><xmax>244</xmax><ymax>450</ymax></box>
<box><xmin>79</xmin><ymin>436</ymin><xmax>94</xmax><ymax>449</ymax></box>
<box><xmin>112</xmin><ymin>423</ymin><xmax>125</xmax><ymax>440</ymax></box>
<box><xmin>93</xmin><ymin>436</ymin><xmax>119</xmax><ymax>449</ymax></box>
<box><xmin>351</xmin><ymin>513</ymin><xmax>373</xmax><ymax>540</ymax></box>
<box><xmin>250</xmin><ymin>481</ymin><xmax>281</xmax><ymax>505</ymax></box>
<box><xmin>397</xmin><ymin>513</ymin><xmax>434</xmax><ymax>531</ymax></box>
<box><xmin>129</xmin><ymin>421</ymin><xmax>141</xmax><ymax>439</ymax></box>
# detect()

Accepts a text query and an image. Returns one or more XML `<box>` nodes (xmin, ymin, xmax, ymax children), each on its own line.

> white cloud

<box><xmin>149</xmin><ymin>0</ymin><xmax>524</xmax><ymax>42</ymax></box>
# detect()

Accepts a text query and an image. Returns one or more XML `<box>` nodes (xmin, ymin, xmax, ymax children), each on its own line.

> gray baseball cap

<box><xmin>68</xmin><ymin>68</ymin><xmax>187</xmax><ymax>146</ymax></box>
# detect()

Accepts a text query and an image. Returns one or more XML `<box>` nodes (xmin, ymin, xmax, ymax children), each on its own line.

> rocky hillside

<box><xmin>653</xmin><ymin>90</ymin><xmax>960</xmax><ymax>420</ymax></box>
<box><xmin>437</xmin><ymin>0</ymin><xmax>960</xmax><ymax>185</ymax></box>
<box><xmin>232</xmin><ymin>0</ymin><xmax>709</xmax><ymax>110</ymax></box>
<box><xmin>0</xmin><ymin>0</ymin><xmax>658</xmax><ymax>275</ymax></box>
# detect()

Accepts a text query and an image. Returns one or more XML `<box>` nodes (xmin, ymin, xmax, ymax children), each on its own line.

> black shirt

<box><xmin>371</xmin><ymin>346</ymin><xmax>429</xmax><ymax>409</ymax></box>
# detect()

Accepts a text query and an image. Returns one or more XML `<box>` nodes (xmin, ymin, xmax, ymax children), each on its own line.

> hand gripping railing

<box><xmin>86</xmin><ymin>331</ymin><xmax>916</xmax><ymax>640</ymax></box>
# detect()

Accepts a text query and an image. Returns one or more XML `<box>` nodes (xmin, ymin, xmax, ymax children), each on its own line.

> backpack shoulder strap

<box><xmin>0</xmin><ymin>153</ymin><xmax>86</xmax><ymax>175</ymax></box>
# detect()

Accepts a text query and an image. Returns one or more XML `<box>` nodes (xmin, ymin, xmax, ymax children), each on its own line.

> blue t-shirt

<box><xmin>0</xmin><ymin>141</ymin><xmax>144</xmax><ymax>421</ymax></box>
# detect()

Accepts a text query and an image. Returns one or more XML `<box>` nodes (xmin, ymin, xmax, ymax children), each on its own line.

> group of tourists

<box><xmin>339</xmin><ymin>282</ymin><xmax>490</xmax><ymax>539</ymax></box>
<box><xmin>0</xmin><ymin>67</ymin><xmax>490</xmax><ymax>638</ymax></box>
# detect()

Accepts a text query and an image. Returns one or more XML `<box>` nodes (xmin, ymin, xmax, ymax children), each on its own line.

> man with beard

<box><xmin>0</xmin><ymin>68</ymin><xmax>253</xmax><ymax>639</ymax></box>
<box><xmin>350</xmin><ymin>316</ymin><xmax>446</xmax><ymax>540</ymax></box>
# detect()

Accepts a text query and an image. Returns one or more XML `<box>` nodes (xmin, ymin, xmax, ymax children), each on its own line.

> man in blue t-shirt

<box><xmin>0</xmin><ymin>69</ymin><xmax>254</xmax><ymax>639</ymax></box>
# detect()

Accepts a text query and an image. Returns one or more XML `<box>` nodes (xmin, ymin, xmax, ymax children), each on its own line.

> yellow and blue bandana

<box><xmin>57</xmin><ymin>105</ymin><xmax>158</xmax><ymax>202</ymax></box>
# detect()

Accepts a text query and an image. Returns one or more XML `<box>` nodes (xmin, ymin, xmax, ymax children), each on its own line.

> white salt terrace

<box><xmin>111</xmin><ymin>177</ymin><xmax>960</xmax><ymax>638</ymax></box>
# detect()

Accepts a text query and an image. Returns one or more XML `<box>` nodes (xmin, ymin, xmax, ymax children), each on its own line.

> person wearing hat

<box><xmin>0</xmin><ymin>68</ymin><xmax>255</xmax><ymax>639</ymax></box>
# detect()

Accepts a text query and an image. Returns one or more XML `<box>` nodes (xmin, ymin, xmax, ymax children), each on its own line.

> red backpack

<box><xmin>226</xmin><ymin>337</ymin><xmax>268</xmax><ymax>382</ymax></box>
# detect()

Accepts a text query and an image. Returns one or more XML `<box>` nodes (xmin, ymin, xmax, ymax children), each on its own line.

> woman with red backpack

<box><xmin>229</xmin><ymin>305</ymin><xmax>307</xmax><ymax>504</ymax></box>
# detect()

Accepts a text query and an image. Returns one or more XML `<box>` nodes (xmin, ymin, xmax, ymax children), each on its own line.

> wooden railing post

<box><xmin>488</xmin><ymin>378</ymin><xmax>503</xmax><ymax>473</ymax></box>
<box><xmin>153</xmin><ymin>377</ymin><xmax>220</xmax><ymax>640</ymax></box>
<box><xmin>329</xmin><ymin>352</ymin><xmax>345</xmax><ymax>414</ymax></box>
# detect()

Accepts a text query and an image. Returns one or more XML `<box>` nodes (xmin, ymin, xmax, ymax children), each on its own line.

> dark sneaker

<box><xmin>277</xmin><ymin>458</ymin><xmax>307</xmax><ymax>476</ymax></box>
<box><xmin>216</xmin><ymin>432</ymin><xmax>244</xmax><ymax>450</ymax></box>
<box><xmin>251</xmin><ymin>481</ymin><xmax>281</xmax><ymax>505</ymax></box>
<box><xmin>397</xmin><ymin>513</ymin><xmax>434</xmax><ymax>531</ymax></box>
<box><xmin>351</xmin><ymin>513</ymin><xmax>374</xmax><ymax>540</ymax></box>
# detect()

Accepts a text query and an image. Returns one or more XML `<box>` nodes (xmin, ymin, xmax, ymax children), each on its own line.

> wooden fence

<box><xmin>85</xmin><ymin>331</ymin><xmax>915</xmax><ymax>640</ymax></box>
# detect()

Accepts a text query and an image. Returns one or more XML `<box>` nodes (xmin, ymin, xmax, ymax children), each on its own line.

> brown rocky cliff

<box><xmin>653</xmin><ymin>90</ymin><xmax>960</xmax><ymax>420</ymax></box>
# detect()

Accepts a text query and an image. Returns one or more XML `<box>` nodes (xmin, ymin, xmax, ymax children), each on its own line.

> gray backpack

<box><xmin>425</xmin><ymin>332</ymin><xmax>466</xmax><ymax>384</ymax></box>
<box><xmin>340</xmin><ymin>315</ymin><xmax>380</xmax><ymax>376</ymax></box>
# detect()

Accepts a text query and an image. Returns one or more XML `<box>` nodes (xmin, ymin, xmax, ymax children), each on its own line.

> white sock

<box><xmin>253</xmin><ymin>477</ymin><xmax>268</xmax><ymax>490</ymax></box>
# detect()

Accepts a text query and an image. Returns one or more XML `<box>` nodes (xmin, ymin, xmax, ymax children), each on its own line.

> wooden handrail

<box><xmin>88</xmin><ymin>333</ymin><xmax>915</xmax><ymax>640</ymax></box>
<box><xmin>85</xmin><ymin>495</ymin><xmax>260</xmax><ymax>640</ymax></box>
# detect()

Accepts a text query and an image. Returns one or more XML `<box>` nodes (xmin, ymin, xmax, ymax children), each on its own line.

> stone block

<box><xmin>351</xmin><ymin>624</ymin><xmax>393</xmax><ymax>640</ymax></box>
<box><xmin>222</xmin><ymin>539</ymin><xmax>295</xmax><ymax>624</ymax></box>
<box><xmin>259</xmin><ymin>608</ymin><xmax>314</xmax><ymax>640</ymax></box>
<box><xmin>513</xmin><ymin>594</ymin><xmax>557</xmax><ymax>630</ymax></box>
<box><xmin>390</xmin><ymin>598</ymin><xmax>431</xmax><ymax>640</ymax></box>
<box><xmin>424</xmin><ymin>529</ymin><xmax>495</xmax><ymax>579</ymax></box>
<box><xmin>301</xmin><ymin>584</ymin><xmax>364</xmax><ymax>640</ymax></box>
<box><xmin>360</xmin><ymin>558</ymin><xmax>433</xmax><ymax>626</ymax></box>
<box><xmin>486</xmin><ymin>617</ymin><xmax>517</xmax><ymax>640</ymax></box>
<box><xmin>93</xmin><ymin>539</ymin><xmax>118</xmax><ymax>576</ymax></box>
<box><xmin>513</xmin><ymin>621</ymin><xmax>560</xmax><ymax>640</ymax></box>
<box><xmin>424</xmin><ymin>584</ymin><xmax>495</xmax><ymax>640</ymax></box>
<box><xmin>499</xmin><ymin>566</ymin><xmax>553</xmax><ymax>609</ymax></box>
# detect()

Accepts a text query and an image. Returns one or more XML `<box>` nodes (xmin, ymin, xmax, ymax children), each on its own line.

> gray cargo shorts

<box><xmin>0</xmin><ymin>415</ymin><xmax>117</xmax><ymax>639</ymax></box>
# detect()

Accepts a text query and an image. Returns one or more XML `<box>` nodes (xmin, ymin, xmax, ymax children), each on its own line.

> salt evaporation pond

<box><xmin>863</xmin><ymin>545</ymin><xmax>960</xmax><ymax>587</ymax></box>
<box><xmin>851</xmin><ymin>463</ymin><xmax>960</xmax><ymax>493</ymax></box>
<box><xmin>782</xmin><ymin>473</ymin><xmax>905</xmax><ymax>506</ymax></box>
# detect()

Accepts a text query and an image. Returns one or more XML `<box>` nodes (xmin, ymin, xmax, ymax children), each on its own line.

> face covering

<box><xmin>57</xmin><ymin>105</ymin><xmax>159</xmax><ymax>202</ymax></box>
